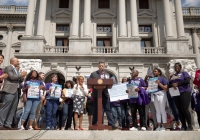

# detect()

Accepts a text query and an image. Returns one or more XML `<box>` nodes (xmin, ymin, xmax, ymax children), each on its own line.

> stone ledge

<box><xmin>0</xmin><ymin>131</ymin><xmax>200</xmax><ymax>140</ymax></box>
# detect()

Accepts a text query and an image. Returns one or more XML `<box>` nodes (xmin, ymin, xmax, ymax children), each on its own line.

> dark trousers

<box><xmin>196</xmin><ymin>111</ymin><xmax>200</xmax><ymax>128</ymax></box>
<box><xmin>130</xmin><ymin>103</ymin><xmax>146</xmax><ymax>127</ymax></box>
<box><xmin>92</xmin><ymin>95</ymin><xmax>114</xmax><ymax>127</ymax></box>
<box><xmin>173</xmin><ymin>92</ymin><xmax>192</xmax><ymax>128</ymax></box>
<box><xmin>168</xmin><ymin>96</ymin><xmax>179</xmax><ymax>122</ymax></box>
<box><xmin>0</xmin><ymin>91</ymin><xmax>18</xmax><ymax>128</ymax></box>
<box><xmin>65</xmin><ymin>103</ymin><xmax>74</xmax><ymax>129</ymax></box>
<box><xmin>120</xmin><ymin>102</ymin><xmax>130</xmax><ymax>128</ymax></box>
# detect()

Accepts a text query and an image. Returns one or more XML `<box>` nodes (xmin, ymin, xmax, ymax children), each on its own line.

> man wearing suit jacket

<box><xmin>0</xmin><ymin>57</ymin><xmax>27</xmax><ymax>130</ymax></box>
<box><xmin>90</xmin><ymin>61</ymin><xmax>115</xmax><ymax>129</ymax></box>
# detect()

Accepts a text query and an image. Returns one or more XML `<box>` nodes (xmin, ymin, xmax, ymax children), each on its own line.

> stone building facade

<box><xmin>0</xmin><ymin>0</ymin><xmax>200</xmax><ymax>84</ymax></box>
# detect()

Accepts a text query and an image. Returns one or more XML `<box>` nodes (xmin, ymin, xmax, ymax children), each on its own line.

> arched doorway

<box><xmin>105</xmin><ymin>69</ymin><xmax>118</xmax><ymax>84</ymax></box>
<box><xmin>44</xmin><ymin>71</ymin><xmax>65</xmax><ymax>89</ymax></box>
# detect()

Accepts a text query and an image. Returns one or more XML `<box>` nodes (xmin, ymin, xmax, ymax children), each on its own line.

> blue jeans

<box><xmin>61</xmin><ymin>103</ymin><xmax>69</xmax><ymax>127</ymax></box>
<box><xmin>111</xmin><ymin>106</ymin><xmax>122</xmax><ymax>127</ymax></box>
<box><xmin>167</xmin><ymin>93</ymin><xmax>179</xmax><ymax>122</ymax></box>
<box><xmin>45</xmin><ymin>99</ymin><xmax>59</xmax><ymax>128</ymax></box>
<box><xmin>120</xmin><ymin>102</ymin><xmax>130</xmax><ymax>128</ymax></box>
<box><xmin>21</xmin><ymin>99</ymin><xmax>40</xmax><ymax>121</ymax></box>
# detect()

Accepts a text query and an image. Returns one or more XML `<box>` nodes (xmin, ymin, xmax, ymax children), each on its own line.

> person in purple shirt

<box><xmin>151</xmin><ymin>68</ymin><xmax>168</xmax><ymax>131</ymax></box>
<box><xmin>126</xmin><ymin>70</ymin><xmax>147</xmax><ymax>131</ymax></box>
<box><xmin>19</xmin><ymin>70</ymin><xmax>45</xmax><ymax>130</ymax></box>
<box><xmin>169</xmin><ymin>62</ymin><xmax>193</xmax><ymax>131</ymax></box>
<box><xmin>60</xmin><ymin>80</ymin><xmax>74</xmax><ymax>130</ymax></box>
<box><xmin>45</xmin><ymin>74</ymin><xmax>60</xmax><ymax>130</ymax></box>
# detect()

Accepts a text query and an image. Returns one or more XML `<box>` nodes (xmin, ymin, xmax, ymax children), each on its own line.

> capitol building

<box><xmin>0</xmin><ymin>0</ymin><xmax>200</xmax><ymax>85</ymax></box>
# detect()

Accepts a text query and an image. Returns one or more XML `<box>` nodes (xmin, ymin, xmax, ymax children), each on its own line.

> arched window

<box><xmin>98</xmin><ymin>0</ymin><xmax>110</xmax><ymax>9</ymax></box>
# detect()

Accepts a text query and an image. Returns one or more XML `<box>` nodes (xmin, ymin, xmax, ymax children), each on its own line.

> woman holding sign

<box><xmin>45</xmin><ymin>74</ymin><xmax>62</xmax><ymax>130</ymax></box>
<box><xmin>150</xmin><ymin>68</ymin><xmax>168</xmax><ymax>131</ymax></box>
<box><xmin>60</xmin><ymin>80</ymin><xmax>74</xmax><ymax>130</ymax></box>
<box><xmin>20</xmin><ymin>70</ymin><xmax>45</xmax><ymax>130</ymax></box>
<box><xmin>72</xmin><ymin>76</ymin><xmax>88</xmax><ymax>130</ymax></box>
<box><xmin>169</xmin><ymin>63</ymin><xmax>193</xmax><ymax>131</ymax></box>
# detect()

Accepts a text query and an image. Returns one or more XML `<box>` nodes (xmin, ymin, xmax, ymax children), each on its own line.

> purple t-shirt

<box><xmin>128</xmin><ymin>77</ymin><xmax>147</xmax><ymax>103</ymax></box>
<box><xmin>23</xmin><ymin>80</ymin><xmax>44</xmax><ymax>99</ymax></box>
<box><xmin>0</xmin><ymin>68</ymin><xmax>2</xmax><ymax>83</ymax></box>
<box><xmin>45</xmin><ymin>82</ymin><xmax>60</xmax><ymax>99</ymax></box>
<box><xmin>157</xmin><ymin>77</ymin><xmax>168</xmax><ymax>91</ymax></box>
<box><xmin>169</xmin><ymin>72</ymin><xmax>191</xmax><ymax>93</ymax></box>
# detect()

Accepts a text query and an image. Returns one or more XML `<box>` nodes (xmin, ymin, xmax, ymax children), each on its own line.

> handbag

<box><xmin>58</xmin><ymin>102</ymin><xmax>65</xmax><ymax>110</ymax></box>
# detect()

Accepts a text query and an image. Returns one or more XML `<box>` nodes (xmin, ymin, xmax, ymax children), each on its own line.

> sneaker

<box><xmin>141</xmin><ymin>127</ymin><xmax>146</xmax><ymax>131</ymax></box>
<box><xmin>186</xmin><ymin>126</ymin><xmax>193</xmax><ymax>131</ymax></box>
<box><xmin>46</xmin><ymin>127</ymin><xmax>51</xmax><ymax>130</ymax></box>
<box><xmin>160</xmin><ymin>127</ymin><xmax>166</xmax><ymax>131</ymax></box>
<box><xmin>28</xmin><ymin>127</ymin><xmax>33</xmax><ymax>130</ymax></box>
<box><xmin>130</xmin><ymin>127</ymin><xmax>138</xmax><ymax>131</ymax></box>
<box><xmin>155</xmin><ymin>126</ymin><xmax>160</xmax><ymax>131</ymax></box>
<box><xmin>180</xmin><ymin>127</ymin><xmax>187</xmax><ymax>131</ymax></box>
<box><xmin>51</xmin><ymin>127</ymin><xmax>55</xmax><ymax>130</ymax></box>
<box><xmin>19</xmin><ymin>126</ymin><xmax>25</xmax><ymax>130</ymax></box>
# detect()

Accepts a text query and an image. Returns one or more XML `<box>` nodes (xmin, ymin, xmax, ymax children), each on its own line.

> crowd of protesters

<box><xmin>0</xmin><ymin>57</ymin><xmax>200</xmax><ymax>131</ymax></box>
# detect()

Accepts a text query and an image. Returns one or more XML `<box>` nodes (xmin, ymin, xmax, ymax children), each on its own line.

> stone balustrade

<box><xmin>141</xmin><ymin>47</ymin><xmax>166</xmax><ymax>54</ymax></box>
<box><xmin>182</xmin><ymin>7</ymin><xmax>200</xmax><ymax>16</ymax></box>
<box><xmin>44</xmin><ymin>46</ymin><xmax>69</xmax><ymax>53</ymax></box>
<box><xmin>91</xmin><ymin>47</ymin><xmax>118</xmax><ymax>54</ymax></box>
<box><xmin>0</xmin><ymin>5</ymin><xmax>27</xmax><ymax>14</ymax></box>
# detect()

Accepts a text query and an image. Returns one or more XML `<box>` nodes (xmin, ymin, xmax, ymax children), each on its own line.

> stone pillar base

<box><xmin>118</xmin><ymin>37</ymin><xmax>141</xmax><ymax>54</ymax></box>
<box><xmin>20</xmin><ymin>36</ymin><xmax>46</xmax><ymax>53</ymax></box>
<box><xmin>165</xmin><ymin>38</ymin><xmax>190</xmax><ymax>54</ymax></box>
<box><xmin>68</xmin><ymin>37</ymin><xmax>92</xmax><ymax>54</ymax></box>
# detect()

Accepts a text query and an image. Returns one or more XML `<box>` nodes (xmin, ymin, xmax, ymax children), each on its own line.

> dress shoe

<box><xmin>33</xmin><ymin>126</ymin><xmax>41</xmax><ymax>130</ymax></box>
<box><xmin>0</xmin><ymin>126</ymin><xmax>5</xmax><ymax>130</ymax></box>
<box><xmin>4</xmin><ymin>126</ymin><xmax>17</xmax><ymax>130</ymax></box>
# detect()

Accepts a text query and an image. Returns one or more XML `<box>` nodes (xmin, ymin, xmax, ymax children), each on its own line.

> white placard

<box><xmin>65</xmin><ymin>89</ymin><xmax>73</xmax><ymax>98</ymax></box>
<box><xmin>127</xmin><ymin>83</ymin><xmax>138</xmax><ymax>98</ymax></box>
<box><xmin>108</xmin><ymin>83</ymin><xmax>129</xmax><ymax>102</ymax></box>
<box><xmin>169</xmin><ymin>87</ymin><xmax>180</xmax><ymax>97</ymax></box>
<box><xmin>27</xmin><ymin>81</ymin><xmax>40</xmax><ymax>98</ymax></box>
<box><xmin>50</xmin><ymin>84</ymin><xmax>62</xmax><ymax>98</ymax></box>
<box><xmin>147</xmin><ymin>77</ymin><xmax>158</xmax><ymax>93</ymax></box>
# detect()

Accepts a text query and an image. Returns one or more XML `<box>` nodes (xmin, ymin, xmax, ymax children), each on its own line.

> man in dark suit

<box><xmin>90</xmin><ymin>61</ymin><xmax>115</xmax><ymax>129</ymax></box>
<box><xmin>0</xmin><ymin>57</ymin><xmax>27</xmax><ymax>130</ymax></box>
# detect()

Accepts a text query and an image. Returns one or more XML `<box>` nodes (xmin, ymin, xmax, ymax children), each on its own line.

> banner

<box><xmin>108</xmin><ymin>83</ymin><xmax>129</xmax><ymax>102</ymax></box>
<box><xmin>147</xmin><ymin>77</ymin><xmax>158</xmax><ymax>93</ymax></box>
<box><xmin>127</xmin><ymin>83</ymin><xmax>138</xmax><ymax>98</ymax></box>
<box><xmin>50</xmin><ymin>84</ymin><xmax>62</xmax><ymax>98</ymax></box>
<box><xmin>27</xmin><ymin>81</ymin><xmax>40</xmax><ymax>98</ymax></box>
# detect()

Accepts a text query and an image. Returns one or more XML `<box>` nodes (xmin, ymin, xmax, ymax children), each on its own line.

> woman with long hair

<box><xmin>72</xmin><ymin>76</ymin><xmax>88</xmax><ymax>130</ymax></box>
<box><xmin>60</xmin><ymin>80</ymin><xmax>74</xmax><ymax>130</ymax></box>
<box><xmin>45</xmin><ymin>74</ymin><xmax>61</xmax><ymax>130</ymax></box>
<box><xmin>151</xmin><ymin>68</ymin><xmax>168</xmax><ymax>131</ymax></box>
<box><xmin>169</xmin><ymin>63</ymin><xmax>193</xmax><ymax>131</ymax></box>
<box><xmin>20</xmin><ymin>70</ymin><xmax>45</xmax><ymax>130</ymax></box>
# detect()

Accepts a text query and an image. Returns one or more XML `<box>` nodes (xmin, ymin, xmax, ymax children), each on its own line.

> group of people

<box><xmin>0</xmin><ymin>57</ymin><xmax>200</xmax><ymax>131</ymax></box>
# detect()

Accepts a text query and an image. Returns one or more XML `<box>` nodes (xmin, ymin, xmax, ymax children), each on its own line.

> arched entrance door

<box><xmin>44</xmin><ymin>71</ymin><xmax>65</xmax><ymax>88</ymax></box>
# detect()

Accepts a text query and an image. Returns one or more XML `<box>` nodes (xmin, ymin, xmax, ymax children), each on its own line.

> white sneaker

<box><xmin>130</xmin><ymin>127</ymin><xmax>138</xmax><ymax>131</ymax></box>
<box><xmin>28</xmin><ymin>127</ymin><xmax>33</xmax><ymax>130</ymax></box>
<box><xmin>155</xmin><ymin>126</ymin><xmax>160</xmax><ymax>131</ymax></box>
<box><xmin>160</xmin><ymin>127</ymin><xmax>166</xmax><ymax>131</ymax></box>
<box><xmin>19</xmin><ymin>125</ymin><xmax>25</xmax><ymax>130</ymax></box>
<box><xmin>141</xmin><ymin>127</ymin><xmax>146</xmax><ymax>131</ymax></box>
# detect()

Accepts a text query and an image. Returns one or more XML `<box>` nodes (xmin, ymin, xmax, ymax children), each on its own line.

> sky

<box><xmin>0</xmin><ymin>0</ymin><xmax>199</xmax><ymax>7</ymax></box>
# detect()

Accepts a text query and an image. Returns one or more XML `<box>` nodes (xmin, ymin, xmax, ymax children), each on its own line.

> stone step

<box><xmin>1</xmin><ymin>131</ymin><xmax>200</xmax><ymax>140</ymax></box>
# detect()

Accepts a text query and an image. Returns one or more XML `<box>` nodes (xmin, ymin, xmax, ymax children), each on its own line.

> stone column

<box><xmin>130</xmin><ymin>0</ymin><xmax>139</xmax><ymax>37</ymax></box>
<box><xmin>71</xmin><ymin>0</ymin><xmax>80</xmax><ymax>37</ymax></box>
<box><xmin>163</xmin><ymin>0</ymin><xmax>173</xmax><ymax>38</ymax></box>
<box><xmin>174</xmin><ymin>0</ymin><xmax>185</xmax><ymax>38</ymax></box>
<box><xmin>4</xmin><ymin>25</ymin><xmax>13</xmax><ymax>65</ymax></box>
<box><xmin>118</xmin><ymin>0</ymin><xmax>127</xmax><ymax>37</ymax></box>
<box><xmin>83</xmin><ymin>0</ymin><xmax>91</xmax><ymax>37</ymax></box>
<box><xmin>192</xmin><ymin>28</ymin><xmax>200</xmax><ymax>68</ymax></box>
<box><xmin>37</xmin><ymin>0</ymin><xmax>47</xmax><ymax>36</ymax></box>
<box><xmin>25</xmin><ymin>0</ymin><xmax>36</xmax><ymax>37</ymax></box>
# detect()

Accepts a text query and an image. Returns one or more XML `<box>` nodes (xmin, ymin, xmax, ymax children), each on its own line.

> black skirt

<box><xmin>73</xmin><ymin>95</ymin><xmax>85</xmax><ymax>115</ymax></box>
<box><xmin>86</xmin><ymin>100</ymin><xmax>93</xmax><ymax>116</ymax></box>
